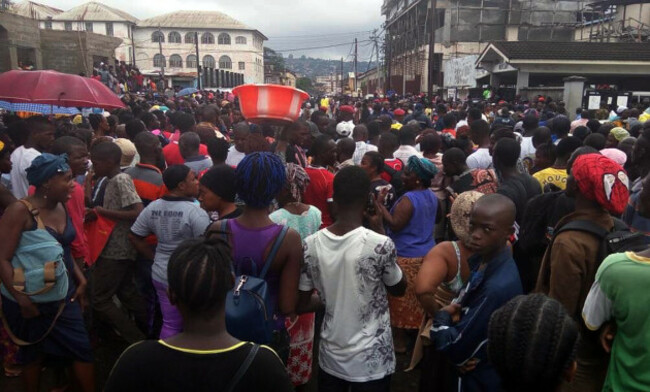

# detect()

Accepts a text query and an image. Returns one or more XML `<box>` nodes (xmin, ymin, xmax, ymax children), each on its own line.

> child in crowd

<box><xmin>89</xmin><ymin>141</ymin><xmax>147</xmax><ymax>343</ymax></box>
<box><xmin>130</xmin><ymin>165</ymin><xmax>210</xmax><ymax>338</ymax></box>
<box><xmin>298</xmin><ymin>166</ymin><xmax>406</xmax><ymax>392</ymax></box>
<box><xmin>488</xmin><ymin>294</ymin><xmax>579</xmax><ymax>392</ymax></box>
<box><xmin>431</xmin><ymin>193</ymin><xmax>522</xmax><ymax>391</ymax></box>
<box><xmin>104</xmin><ymin>238</ymin><xmax>293</xmax><ymax>391</ymax></box>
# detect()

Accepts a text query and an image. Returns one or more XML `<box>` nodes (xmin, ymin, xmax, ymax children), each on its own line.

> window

<box><xmin>185</xmin><ymin>32</ymin><xmax>196</xmax><ymax>44</ymax></box>
<box><xmin>218</xmin><ymin>33</ymin><xmax>231</xmax><ymax>45</ymax></box>
<box><xmin>105</xmin><ymin>22</ymin><xmax>114</xmax><ymax>36</ymax></box>
<box><xmin>238</xmin><ymin>61</ymin><xmax>245</xmax><ymax>70</ymax></box>
<box><xmin>168</xmin><ymin>31</ymin><xmax>181</xmax><ymax>43</ymax></box>
<box><xmin>201</xmin><ymin>32</ymin><xmax>214</xmax><ymax>44</ymax></box>
<box><xmin>203</xmin><ymin>55</ymin><xmax>215</xmax><ymax>68</ymax></box>
<box><xmin>85</xmin><ymin>22</ymin><xmax>93</xmax><ymax>32</ymax></box>
<box><xmin>153</xmin><ymin>53</ymin><xmax>166</xmax><ymax>68</ymax></box>
<box><xmin>186</xmin><ymin>54</ymin><xmax>197</xmax><ymax>68</ymax></box>
<box><xmin>235</xmin><ymin>36</ymin><xmax>247</xmax><ymax>45</ymax></box>
<box><xmin>44</xmin><ymin>17</ymin><xmax>52</xmax><ymax>29</ymax></box>
<box><xmin>152</xmin><ymin>31</ymin><xmax>165</xmax><ymax>43</ymax></box>
<box><xmin>169</xmin><ymin>54</ymin><xmax>182</xmax><ymax>68</ymax></box>
<box><xmin>219</xmin><ymin>55</ymin><xmax>232</xmax><ymax>69</ymax></box>
<box><xmin>64</xmin><ymin>22</ymin><xmax>72</xmax><ymax>31</ymax></box>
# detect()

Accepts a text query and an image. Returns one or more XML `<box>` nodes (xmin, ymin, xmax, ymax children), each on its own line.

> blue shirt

<box><xmin>431</xmin><ymin>247</ymin><xmax>522</xmax><ymax>391</ymax></box>
<box><xmin>388</xmin><ymin>189</ymin><xmax>437</xmax><ymax>258</ymax></box>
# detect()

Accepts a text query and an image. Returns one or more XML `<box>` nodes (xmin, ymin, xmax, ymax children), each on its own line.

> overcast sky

<box><xmin>34</xmin><ymin>0</ymin><xmax>385</xmax><ymax>60</ymax></box>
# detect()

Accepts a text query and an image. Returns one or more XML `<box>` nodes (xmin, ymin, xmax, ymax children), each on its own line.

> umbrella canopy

<box><xmin>177</xmin><ymin>87</ymin><xmax>198</xmax><ymax>97</ymax></box>
<box><xmin>0</xmin><ymin>70</ymin><xmax>125</xmax><ymax>109</ymax></box>
<box><xmin>0</xmin><ymin>101</ymin><xmax>80</xmax><ymax>115</ymax></box>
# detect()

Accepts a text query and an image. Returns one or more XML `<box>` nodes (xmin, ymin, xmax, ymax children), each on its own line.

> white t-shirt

<box><xmin>300</xmin><ymin>227</ymin><xmax>403</xmax><ymax>382</ymax></box>
<box><xmin>225</xmin><ymin>145</ymin><xmax>246</xmax><ymax>167</ymax></box>
<box><xmin>466</xmin><ymin>147</ymin><xmax>492</xmax><ymax>170</ymax></box>
<box><xmin>10</xmin><ymin>146</ymin><xmax>41</xmax><ymax>199</ymax></box>
<box><xmin>393</xmin><ymin>145</ymin><xmax>422</xmax><ymax>165</ymax></box>
<box><xmin>520</xmin><ymin>136</ymin><xmax>536</xmax><ymax>159</ymax></box>
<box><xmin>352</xmin><ymin>141</ymin><xmax>378</xmax><ymax>165</ymax></box>
<box><xmin>455</xmin><ymin>119</ymin><xmax>468</xmax><ymax>130</ymax></box>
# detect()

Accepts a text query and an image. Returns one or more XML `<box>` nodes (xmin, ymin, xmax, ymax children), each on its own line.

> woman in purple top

<box><xmin>377</xmin><ymin>155</ymin><xmax>439</xmax><ymax>352</ymax></box>
<box><xmin>205</xmin><ymin>152</ymin><xmax>303</xmax><ymax>363</ymax></box>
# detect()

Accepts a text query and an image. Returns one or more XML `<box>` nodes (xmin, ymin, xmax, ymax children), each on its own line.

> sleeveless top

<box><xmin>388</xmin><ymin>189</ymin><xmax>438</xmax><ymax>258</ymax></box>
<box><xmin>227</xmin><ymin>219</ymin><xmax>285</xmax><ymax>329</ymax></box>
<box><xmin>442</xmin><ymin>241</ymin><xmax>464</xmax><ymax>293</ymax></box>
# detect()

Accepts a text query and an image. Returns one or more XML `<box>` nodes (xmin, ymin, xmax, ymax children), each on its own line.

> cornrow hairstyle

<box><xmin>167</xmin><ymin>237</ymin><xmax>234</xmax><ymax>315</ymax></box>
<box><xmin>488</xmin><ymin>294</ymin><xmax>579</xmax><ymax>392</ymax></box>
<box><xmin>235</xmin><ymin>152</ymin><xmax>286</xmax><ymax>208</ymax></box>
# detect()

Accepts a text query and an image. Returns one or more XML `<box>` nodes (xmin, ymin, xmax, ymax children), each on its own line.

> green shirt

<box><xmin>582</xmin><ymin>252</ymin><xmax>650</xmax><ymax>392</ymax></box>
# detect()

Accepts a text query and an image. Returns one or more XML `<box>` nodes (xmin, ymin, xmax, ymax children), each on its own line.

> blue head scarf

<box><xmin>26</xmin><ymin>153</ymin><xmax>70</xmax><ymax>188</ymax></box>
<box><xmin>407</xmin><ymin>155</ymin><xmax>438</xmax><ymax>183</ymax></box>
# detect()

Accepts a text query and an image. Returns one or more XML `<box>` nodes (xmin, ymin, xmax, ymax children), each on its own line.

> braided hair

<box><xmin>487</xmin><ymin>294</ymin><xmax>579</xmax><ymax>392</ymax></box>
<box><xmin>235</xmin><ymin>152</ymin><xmax>286</xmax><ymax>208</ymax></box>
<box><xmin>167</xmin><ymin>237</ymin><xmax>234</xmax><ymax>315</ymax></box>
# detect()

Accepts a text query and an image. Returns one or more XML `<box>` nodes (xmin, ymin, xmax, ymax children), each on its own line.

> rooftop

<box><xmin>138</xmin><ymin>10</ymin><xmax>250</xmax><ymax>30</ymax></box>
<box><xmin>52</xmin><ymin>1</ymin><xmax>138</xmax><ymax>23</ymax></box>
<box><xmin>480</xmin><ymin>41</ymin><xmax>650</xmax><ymax>63</ymax></box>
<box><xmin>10</xmin><ymin>1</ymin><xmax>62</xmax><ymax>19</ymax></box>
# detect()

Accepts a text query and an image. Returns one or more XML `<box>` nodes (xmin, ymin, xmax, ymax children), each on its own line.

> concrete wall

<box><xmin>0</xmin><ymin>12</ymin><xmax>42</xmax><ymax>72</ymax></box>
<box><xmin>39</xmin><ymin>30</ymin><xmax>121</xmax><ymax>75</ymax></box>
<box><xmin>46</xmin><ymin>20</ymin><xmax>133</xmax><ymax>63</ymax></box>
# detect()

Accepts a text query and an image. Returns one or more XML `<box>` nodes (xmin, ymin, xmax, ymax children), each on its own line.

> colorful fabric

<box><xmin>407</xmin><ymin>155</ymin><xmax>438</xmax><ymax>183</ymax></box>
<box><xmin>583</xmin><ymin>252</ymin><xmax>650</xmax><ymax>392</ymax></box>
<box><xmin>285</xmin><ymin>163</ymin><xmax>310</xmax><ymax>203</ymax></box>
<box><xmin>388</xmin><ymin>256</ymin><xmax>425</xmax><ymax>330</ymax></box>
<box><xmin>449</xmin><ymin>191</ymin><xmax>483</xmax><ymax>244</ymax></box>
<box><xmin>610</xmin><ymin>127</ymin><xmax>630</xmax><ymax>142</ymax></box>
<box><xmin>572</xmin><ymin>154</ymin><xmax>629</xmax><ymax>215</ymax></box>
<box><xmin>26</xmin><ymin>153</ymin><xmax>69</xmax><ymax>187</ymax></box>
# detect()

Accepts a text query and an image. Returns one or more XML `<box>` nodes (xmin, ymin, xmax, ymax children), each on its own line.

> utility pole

<box><xmin>194</xmin><ymin>32</ymin><xmax>201</xmax><ymax>89</ymax></box>
<box><xmin>340</xmin><ymin>57</ymin><xmax>344</xmax><ymax>94</ymax></box>
<box><xmin>158</xmin><ymin>27</ymin><xmax>165</xmax><ymax>80</ymax></box>
<box><xmin>427</xmin><ymin>0</ymin><xmax>437</xmax><ymax>99</ymax></box>
<box><xmin>386</xmin><ymin>34</ymin><xmax>392</xmax><ymax>93</ymax></box>
<box><xmin>353</xmin><ymin>38</ymin><xmax>358</xmax><ymax>94</ymax></box>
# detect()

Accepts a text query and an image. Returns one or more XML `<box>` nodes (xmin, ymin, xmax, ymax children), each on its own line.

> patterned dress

<box><xmin>270</xmin><ymin>206</ymin><xmax>322</xmax><ymax>386</ymax></box>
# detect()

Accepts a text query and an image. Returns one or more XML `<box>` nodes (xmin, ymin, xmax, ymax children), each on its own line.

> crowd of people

<box><xmin>0</xmin><ymin>88</ymin><xmax>649</xmax><ymax>392</ymax></box>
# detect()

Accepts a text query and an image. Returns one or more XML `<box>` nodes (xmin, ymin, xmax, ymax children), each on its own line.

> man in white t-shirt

<box><xmin>393</xmin><ymin>125</ymin><xmax>422</xmax><ymax>164</ymax></box>
<box><xmin>467</xmin><ymin>120</ymin><xmax>492</xmax><ymax>169</ymax></box>
<box><xmin>298</xmin><ymin>166</ymin><xmax>406</xmax><ymax>389</ymax></box>
<box><xmin>10</xmin><ymin>117</ymin><xmax>55</xmax><ymax>198</ymax></box>
<box><xmin>351</xmin><ymin>124</ymin><xmax>378</xmax><ymax>165</ymax></box>
<box><xmin>225</xmin><ymin>123</ymin><xmax>249</xmax><ymax>167</ymax></box>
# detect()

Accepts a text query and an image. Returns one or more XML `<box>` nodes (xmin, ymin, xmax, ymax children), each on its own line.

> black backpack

<box><xmin>553</xmin><ymin>218</ymin><xmax>648</xmax><ymax>265</ymax></box>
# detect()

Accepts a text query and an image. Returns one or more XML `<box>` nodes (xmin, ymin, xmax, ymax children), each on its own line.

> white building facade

<box><xmin>49</xmin><ymin>2</ymin><xmax>137</xmax><ymax>64</ymax></box>
<box><xmin>134</xmin><ymin>11</ymin><xmax>266</xmax><ymax>87</ymax></box>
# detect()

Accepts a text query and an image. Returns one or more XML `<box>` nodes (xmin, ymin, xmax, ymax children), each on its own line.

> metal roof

<box><xmin>52</xmin><ymin>1</ymin><xmax>138</xmax><ymax>23</ymax></box>
<box><xmin>480</xmin><ymin>41</ymin><xmax>650</xmax><ymax>62</ymax></box>
<box><xmin>10</xmin><ymin>1</ymin><xmax>62</xmax><ymax>19</ymax></box>
<box><xmin>138</xmin><ymin>10</ymin><xmax>251</xmax><ymax>30</ymax></box>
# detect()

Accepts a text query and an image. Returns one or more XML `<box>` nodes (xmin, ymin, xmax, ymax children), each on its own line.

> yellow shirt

<box><xmin>533</xmin><ymin>167</ymin><xmax>567</xmax><ymax>192</ymax></box>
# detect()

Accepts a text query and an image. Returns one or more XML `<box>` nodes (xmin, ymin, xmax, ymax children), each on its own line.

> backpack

<box><xmin>0</xmin><ymin>200</ymin><xmax>68</xmax><ymax>304</ymax></box>
<box><xmin>217</xmin><ymin>220</ymin><xmax>288</xmax><ymax>344</ymax></box>
<box><xmin>553</xmin><ymin>218</ymin><xmax>648</xmax><ymax>266</ymax></box>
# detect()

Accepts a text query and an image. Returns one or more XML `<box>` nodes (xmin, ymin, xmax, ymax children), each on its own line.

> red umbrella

<box><xmin>0</xmin><ymin>70</ymin><xmax>125</xmax><ymax>109</ymax></box>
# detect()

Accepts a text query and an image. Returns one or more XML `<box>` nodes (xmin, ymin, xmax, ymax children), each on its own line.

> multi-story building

<box><xmin>381</xmin><ymin>0</ymin><xmax>583</xmax><ymax>96</ymax></box>
<box><xmin>134</xmin><ymin>11</ymin><xmax>266</xmax><ymax>87</ymax></box>
<box><xmin>49</xmin><ymin>1</ymin><xmax>138</xmax><ymax>64</ymax></box>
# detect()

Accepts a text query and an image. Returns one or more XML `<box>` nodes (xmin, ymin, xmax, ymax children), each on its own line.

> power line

<box><xmin>272</xmin><ymin>40</ymin><xmax>372</xmax><ymax>53</ymax></box>
<box><xmin>267</xmin><ymin>30</ymin><xmax>372</xmax><ymax>39</ymax></box>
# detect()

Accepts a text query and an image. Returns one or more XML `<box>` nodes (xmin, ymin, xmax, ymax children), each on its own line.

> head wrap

<box><xmin>599</xmin><ymin>148</ymin><xmax>627</xmax><ymax>166</ymax></box>
<box><xmin>609</xmin><ymin>127</ymin><xmax>630</xmax><ymax>142</ymax></box>
<box><xmin>572</xmin><ymin>153</ymin><xmax>629</xmax><ymax>215</ymax></box>
<box><xmin>407</xmin><ymin>155</ymin><xmax>438</xmax><ymax>183</ymax></box>
<box><xmin>339</xmin><ymin>105</ymin><xmax>354</xmax><ymax>114</ymax></box>
<box><xmin>26</xmin><ymin>153</ymin><xmax>70</xmax><ymax>187</ymax></box>
<box><xmin>285</xmin><ymin>163</ymin><xmax>310</xmax><ymax>202</ymax></box>
<box><xmin>450</xmin><ymin>191</ymin><xmax>483</xmax><ymax>244</ymax></box>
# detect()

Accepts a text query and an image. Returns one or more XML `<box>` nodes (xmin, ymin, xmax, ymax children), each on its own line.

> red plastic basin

<box><xmin>232</xmin><ymin>84</ymin><xmax>309</xmax><ymax>123</ymax></box>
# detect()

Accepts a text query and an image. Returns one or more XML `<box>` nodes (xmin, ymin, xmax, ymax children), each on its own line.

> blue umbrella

<box><xmin>177</xmin><ymin>87</ymin><xmax>198</xmax><ymax>97</ymax></box>
<box><xmin>0</xmin><ymin>101</ymin><xmax>80</xmax><ymax>115</ymax></box>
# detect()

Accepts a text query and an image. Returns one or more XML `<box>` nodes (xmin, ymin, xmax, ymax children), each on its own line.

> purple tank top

<box><xmin>227</xmin><ymin>219</ymin><xmax>285</xmax><ymax>328</ymax></box>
